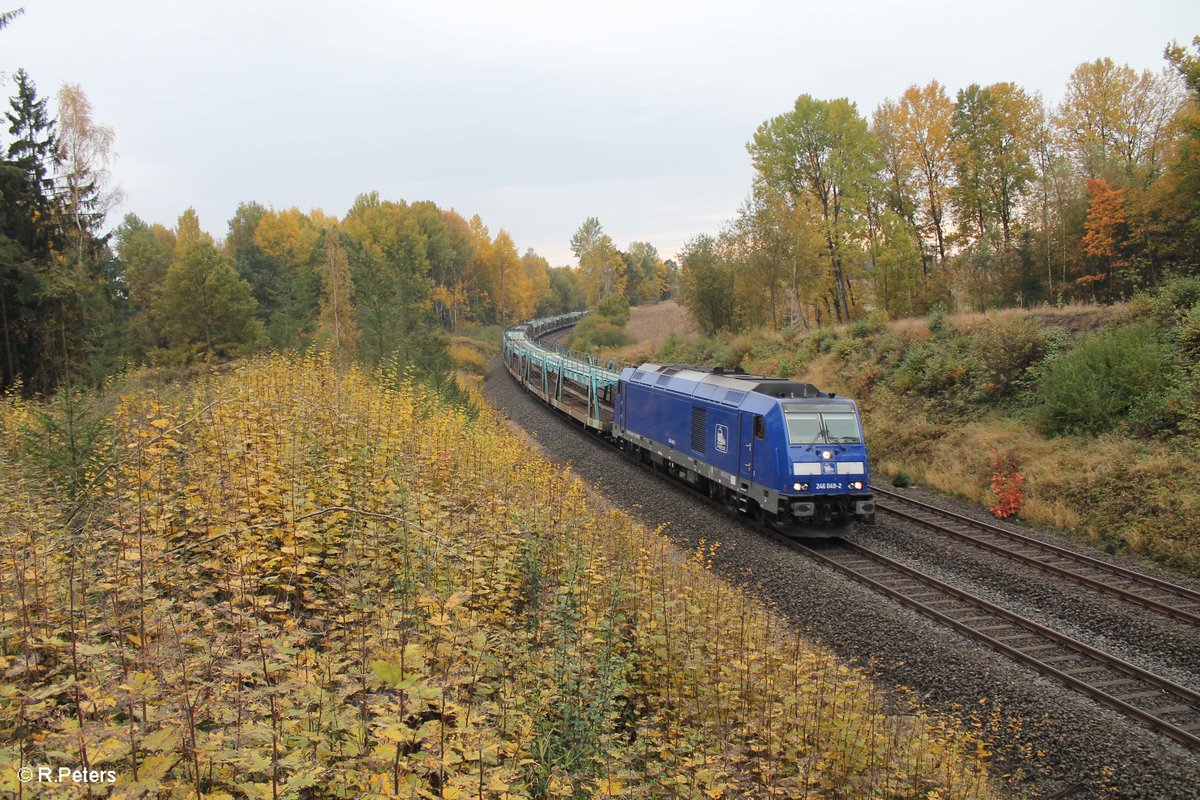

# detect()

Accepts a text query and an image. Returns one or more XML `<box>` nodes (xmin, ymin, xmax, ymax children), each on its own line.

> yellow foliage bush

<box><xmin>0</xmin><ymin>354</ymin><xmax>997</xmax><ymax>798</ymax></box>
<box><xmin>449</xmin><ymin>342</ymin><xmax>489</xmax><ymax>374</ymax></box>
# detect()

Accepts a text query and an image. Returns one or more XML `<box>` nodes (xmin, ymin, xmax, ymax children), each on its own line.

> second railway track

<box><xmin>874</xmin><ymin>486</ymin><xmax>1200</xmax><ymax>625</ymax></box>
<box><xmin>793</xmin><ymin>537</ymin><xmax>1200</xmax><ymax>751</ymax></box>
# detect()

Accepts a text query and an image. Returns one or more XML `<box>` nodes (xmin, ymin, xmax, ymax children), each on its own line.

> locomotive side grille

<box><xmin>690</xmin><ymin>406</ymin><xmax>707</xmax><ymax>452</ymax></box>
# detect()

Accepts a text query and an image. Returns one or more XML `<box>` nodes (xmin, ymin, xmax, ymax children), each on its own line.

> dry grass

<box><xmin>603</xmin><ymin>300</ymin><xmax>698</xmax><ymax>360</ymax></box>
<box><xmin>449</xmin><ymin>339</ymin><xmax>488</xmax><ymax>374</ymax></box>
<box><xmin>949</xmin><ymin>303</ymin><xmax>1131</xmax><ymax>335</ymax></box>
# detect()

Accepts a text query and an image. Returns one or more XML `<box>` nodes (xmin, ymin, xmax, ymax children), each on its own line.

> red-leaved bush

<box><xmin>990</xmin><ymin>450</ymin><xmax>1025</xmax><ymax>519</ymax></box>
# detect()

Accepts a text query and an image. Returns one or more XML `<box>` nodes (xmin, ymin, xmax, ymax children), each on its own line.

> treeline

<box><xmin>0</xmin><ymin>70</ymin><xmax>611</xmax><ymax>396</ymax></box>
<box><xmin>114</xmin><ymin>200</ymin><xmax>588</xmax><ymax>370</ymax></box>
<box><xmin>679</xmin><ymin>38</ymin><xmax>1200</xmax><ymax>333</ymax></box>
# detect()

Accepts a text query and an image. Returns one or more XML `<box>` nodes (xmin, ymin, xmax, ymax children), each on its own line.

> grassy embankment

<box><xmin>0</xmin><ymin>354</ymin><xmax>999</xmax><ymax>798</ymax></box>
<box><xmin>631</xmin><ymin>284</ymin><xmax>1200</xmax><ymax>576</ymax></box>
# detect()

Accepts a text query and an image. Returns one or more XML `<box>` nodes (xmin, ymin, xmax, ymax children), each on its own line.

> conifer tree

<box><xmin>155</xmin><ymin>209</ymin><xmax>264</xmax><ymax>361</ymax></box>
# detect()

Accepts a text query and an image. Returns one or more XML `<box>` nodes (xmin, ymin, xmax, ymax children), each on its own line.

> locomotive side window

<box><xmin>753</xmin><ymin>415</ymin><xmax>765</xmax><ymax>440</ymax></box>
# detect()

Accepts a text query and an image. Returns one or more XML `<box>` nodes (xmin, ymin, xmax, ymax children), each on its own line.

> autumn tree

<box><xmin>951</xmin><ymin>82</ymin><xmax>1038</xmax><ymax>249</ymax></box>
<box><xmin>314</xmin><ymin>226</ymin><xmax>359</xmax><ymax>360</ymax></box>
<box><xmin>342</xmin><ymin>193</ymin><xmax>433</xmax><ymax>366</ymax></box>
<box><xmin>430</xmin><ymin>208</ymin><xmax>475</xmax><ymax>329</ymax></box>
<box><xmin>1157</xmin><ymin>36</ymin><xmax>1200</xmax><ymax>268</ymax></box>
<box><xmin>55</xmin><ymin>84</ymin><xmax>120</xmax><ymax>267</ymax></box>
<box><xmin>250</xmin><ymin>207</ymin><xmax>321</xmax><ymax>348</ymax></box>
<box><xmin>748</xmin><ymin>95</ymin><xmax>879</xmax><ymax>323</ymax></box>
<box><xmin>888</xmin><ymin>81</ymin><xmax>954</xmax><ymax>267</ymax></box>
<box><xmin>155</xmin><ymin>209</ymin><xmax>264</xmax><ymax>360</ymax></box>
<box><xmin>114</xmin><ymin>213</ymin><xmax>174</xmax><ymax>350</ymax></box>
<box><xmin>542</xmin><ymin>267</ymin><xmax>586</xmax><ymax>316</ymax></box>
<box><xmin>1079</xmin><ymin>178</ymin><xmax>1128</xmax><ymax>298</ymax></box>
<box><xmin>1056</xmin><ymin>57</ymin><xmax>1184</xmax><ymax>181</ymax></box>
<box><xmin>624</xmin><ymin>241</ymin><xmax>665</xmax><ymax>304</ymax></box>
<box><xmin>570</xmin><ymin>217</ymin><xmax>626</xmax><ymax>304</ymax></box>
<box><xmin>463</xmin><ymin>214</ymin><xmax>494</xmax><ymax>321</ymax></box>
<box><xmin>727</xmin><ymin>187</ymin><xmax>824</xmax><ymax>330</ymax></box>
<box><xmin>872</xmin><ymin>98</ymin><xmax>926</xmax><ymax>273</ymax></box>
<box><xmin>224</xmin><ymin>200</ymin><xmax>267</xmax><ymax>258</ymax></box>
<box><xmin>520</xmin><ymin>248</ymin><xmax>552</xmax><ymax>319</ymax></box>
<box><xmin>487</xmin><ymin>229</ymin><xmax>526</xmax><ymax>324</ymax></box>
<box><xmin>678</xmin><ymin>234</ymin><xmax>736</xmax><ymax>335</ymax></box>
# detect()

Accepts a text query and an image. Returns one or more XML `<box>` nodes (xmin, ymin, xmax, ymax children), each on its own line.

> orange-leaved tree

<box><xmin>1079</xmin><ymin>178</ymin><xmax>1128</xmax><ymax>299</ymax></box>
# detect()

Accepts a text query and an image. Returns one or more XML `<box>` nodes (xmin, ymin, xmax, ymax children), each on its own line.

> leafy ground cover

<box><xmin>0</xmin><ymin>354</ymin><xmax>997</xmax><ymax>798</ymax></box>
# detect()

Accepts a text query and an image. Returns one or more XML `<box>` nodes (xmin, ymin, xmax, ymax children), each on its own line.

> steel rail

<box><xmin>793</xmin><ymin>538</ymin><xmax>1200</xmax><ymax>751</ymax></box>
<box><xmin>873</xmin><ymin>486</ymin><xmax>1200</xmax><ymax>625</ymax></box>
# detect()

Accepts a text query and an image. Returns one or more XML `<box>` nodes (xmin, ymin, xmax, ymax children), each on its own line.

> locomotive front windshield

<box><xmin>784</xmin><ymin>411</ymin><xmax>862</xmax><ymax>445</ymax></box>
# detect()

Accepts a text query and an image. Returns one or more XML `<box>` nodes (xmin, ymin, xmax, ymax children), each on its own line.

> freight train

<box><xmin>503</xmin><ymin>314</ymin><xmax>875</xmax><ymax>534</ymax></box>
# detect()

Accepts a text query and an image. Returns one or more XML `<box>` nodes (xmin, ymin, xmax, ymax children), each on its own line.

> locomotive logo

<box><xmin>715</xmin><ymin>424</ymin><xmax>729</xmax><ymax>453</ymax></box>
<box><xmin>822</xmin><ymin>462</ymin><xmax>835</xmax><ymax>475</ymax></box>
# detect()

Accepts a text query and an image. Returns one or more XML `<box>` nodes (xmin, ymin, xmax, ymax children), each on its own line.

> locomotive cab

<box><xmin>780</xmin><ymin>402</ymin><xmax>875</xmax><ymax>527</ymax></box>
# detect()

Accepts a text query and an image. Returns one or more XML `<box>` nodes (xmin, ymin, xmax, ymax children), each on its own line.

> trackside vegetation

<box><xmin>650</xmin><ymin>278</ymin><xmax>1200</xmax><ymax>575</ymax></box>
<box><xmin>0</xmin><ymin>354</ymin><xmax>1000</xmax><ymax>798</ymax></box>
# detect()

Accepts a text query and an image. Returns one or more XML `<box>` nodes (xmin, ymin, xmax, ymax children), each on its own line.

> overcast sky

<box><xmin>3</xmin><ymin>1</ymin><xmax>1197</xmax><ymax>265</ymax></box>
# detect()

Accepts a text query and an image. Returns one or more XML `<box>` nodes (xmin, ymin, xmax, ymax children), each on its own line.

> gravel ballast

<box><xmin>481</xmin><ymin>360</ymin><xmax>1200</xmax><ymax>799</ymax></box>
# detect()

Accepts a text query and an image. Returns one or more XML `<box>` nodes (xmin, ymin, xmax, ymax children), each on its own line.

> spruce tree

<box><xmin>155</xmin><ymin>209</ymin><xmax>264</xmax><ymax>361</ymax></box>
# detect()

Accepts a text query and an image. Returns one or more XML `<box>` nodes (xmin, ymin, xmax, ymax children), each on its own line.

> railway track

<box><xmin>874</xmin><ymin>487</ymin><xmax>1200</xmax><ymax>625</ymax></box>
<box><xmin>792</xmin><ymin>537</ymin><xmax>1200</xmax><ymax>751</ymax></box>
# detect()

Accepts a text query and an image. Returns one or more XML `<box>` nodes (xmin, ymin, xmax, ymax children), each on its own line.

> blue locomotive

<box><xmin>503</xmin><ymin>317</ymin><xmax>875</xmax><ymax>534</ymax></box>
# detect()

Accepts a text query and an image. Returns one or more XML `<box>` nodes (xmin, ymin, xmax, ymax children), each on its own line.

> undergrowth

<box><xmin>0</xmin><ymin>353</ymin><xmax>999</xmax><ymax>798</ymax></box>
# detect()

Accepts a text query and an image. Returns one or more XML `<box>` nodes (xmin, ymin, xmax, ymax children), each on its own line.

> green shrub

<box><xmin>725</xmin><ymin>332</ymin><xmax>759</xmax><ymax>367</ymax></box>
<box><xmin>1036</xmin><ymin>324</ymin><xmax>1176</xmax><ymax>436</ymax></box>
<box><xmin>1125</xmin><ymin>377</ymin><xmax>1195</xmax><ymax>439</ymax></box>
<box><xmin>890</xmin><ymin>335</ymin><xmax>980</xmax><ymax>404</ymax></box>
<box><xmin>927</xmin><ymin>303</ymin><xmax>949</xmax><ymax>336</ymax></box>
<box><xmin>595</xmin><ymin>293</ymin><xmax>631</xmax><ymax>325</ymax></box>
<box><xmin>657</xmin><ymin>333</ymin><xmax>734</xmax><ymax>368</ymax></box>
<box><xmin>968</xmin><ymin>317</ymin><xmax>1048</xmax><ymax>402</ymax></box>
<box><xmin>566</xmin><ymin>316</ymin><xmax>633</xmax><ymax>351</ymax></box>
<box><xmin>1158</xmin><ymin>276</ymin><xmax>1200</xmax><ymax>313</ymax></box>
<box><xmin>19</xmin><ymin>388</ymin><xmax>113</xmax><ymax>504</ymax></box>
<box><xmin>1178</xmin><ymin>302</ymin><xmax>1200</xmax><ymax>360</ymax></box>
<box><xmin>810</xmin><ymin>327</ymin><xmax>839</xmax><ymax>354</ymax></box>
<box><xmin>851</xmin><ymin>312</ymin><xmax>887</xmax><ymax>339</ymax></box>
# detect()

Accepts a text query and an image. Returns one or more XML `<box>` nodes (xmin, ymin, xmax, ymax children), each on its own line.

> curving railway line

<box><xmin>874</xmin><ymin>487</ymin><xmax>1200</xmax><ymax>625</ymax></box>
<box><xmin>508</xmin><ymin>316</ymin><xmax>1200</xmax><ymax>754</ymax></box>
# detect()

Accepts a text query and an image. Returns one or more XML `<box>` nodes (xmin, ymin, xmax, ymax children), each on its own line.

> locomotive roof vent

<box><xmin>753</xmin><ymin>381</ymin><xmax>825</xmax><ymax>398</ymax></box>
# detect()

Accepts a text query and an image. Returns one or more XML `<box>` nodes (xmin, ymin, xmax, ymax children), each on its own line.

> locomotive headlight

<box><xmin>821</xmin><ymin>450</ymin><xmax>833</xmax><ymax>460</ymax></box>
<box><xmin>792</xmin><ymin>482</ymin><xmax>809</xmax><ymax>491</ymax></box>
<box><xmin>849</xmin><ymin>481</ymin><xmax>864</xmax><ymax>490</ymax></box>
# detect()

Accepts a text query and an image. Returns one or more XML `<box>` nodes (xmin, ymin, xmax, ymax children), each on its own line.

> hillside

<box><xmin>634</xmin><ymin>290</ymin><xmax>1200</xmax><ymax>575</ymax></box>
<box><xmin>0</xmin><ymin>355</ymin><xmax>996</xmax><ymax>798</ymax></box>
